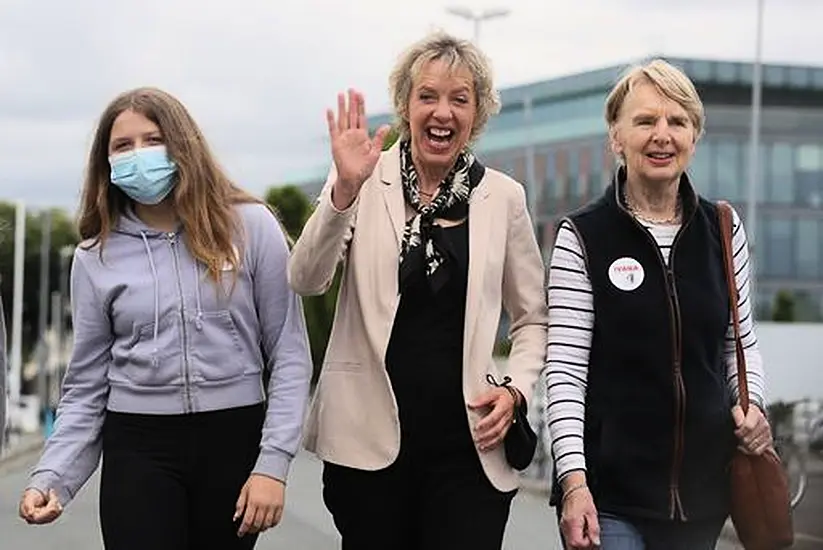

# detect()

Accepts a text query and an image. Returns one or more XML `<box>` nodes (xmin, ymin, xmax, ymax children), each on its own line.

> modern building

<box><xmin>288</xmin><ymin>56</ymin><xmax>823</xmax><ymax>321</ymax></box>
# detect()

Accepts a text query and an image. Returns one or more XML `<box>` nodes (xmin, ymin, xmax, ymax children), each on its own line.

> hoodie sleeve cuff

<box><xmin>252</xmin><ymin>448</ymin><xmax>293</xmax><ymax>484</ymax></box>
<box><xmin>27</xmin><ymin>471</ymin><xmax>73</xmax><ymax>506</ymax></box>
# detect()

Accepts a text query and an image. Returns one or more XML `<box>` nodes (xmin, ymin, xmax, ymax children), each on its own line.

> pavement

<box><xmin>1</xmin><ymin>438</ymin><xmax>816</xmax><ymax>549</ymax></box>
<box><xmin>0</xmin><ymin>440</ymin><xmax>565</xmax><ymax>549</ymax></box>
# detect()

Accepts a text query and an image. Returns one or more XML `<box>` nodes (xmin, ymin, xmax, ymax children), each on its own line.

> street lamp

<box><xmin>746</xmin><ymin>0</ymin><xmax>765</xmax><ymax>311</ymax></box>
<box><xmin>445</xmin><ymin>6</ymin><xmax>511</xmax><ymax>45</ymax></box>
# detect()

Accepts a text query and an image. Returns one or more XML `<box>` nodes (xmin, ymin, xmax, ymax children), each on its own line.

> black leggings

<box><xmin>99</xmin><ymin>403</ymin><xmax>265</xmax><ymax>550</ymax></box>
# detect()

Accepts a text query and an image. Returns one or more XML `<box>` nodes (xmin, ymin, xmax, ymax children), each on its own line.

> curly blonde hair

<box><xmin>388</xmin><ymin>30</ymin><xmax>501</xmax><ymax>143</ymax></box>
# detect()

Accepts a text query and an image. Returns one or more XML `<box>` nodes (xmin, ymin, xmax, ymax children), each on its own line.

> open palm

<box><xmin>326</xmin><ymin>89</ymin><xmax>390</xmax><ymax>200</ymax></box>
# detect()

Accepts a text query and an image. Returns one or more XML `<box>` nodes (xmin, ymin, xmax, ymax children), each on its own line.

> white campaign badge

<box><xmin>608</xmin><ymin>257</ymin><xmax>645</xmax><ymax>291</ymax></box>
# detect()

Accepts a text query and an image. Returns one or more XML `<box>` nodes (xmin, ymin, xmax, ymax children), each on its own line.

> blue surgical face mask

<box><xmin>109</xmin><ymin>145</ymin><xmax>178</xmax><ymax>205</ymax></box>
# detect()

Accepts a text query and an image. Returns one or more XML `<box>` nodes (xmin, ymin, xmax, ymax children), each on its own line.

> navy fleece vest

<box><xmin>552</xmin><ymin>170</ymin><xmax>737</xmax><ymax>522</ymax></box>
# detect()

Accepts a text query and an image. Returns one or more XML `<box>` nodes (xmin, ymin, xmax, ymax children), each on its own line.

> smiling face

<box><xmin>610</xmin><ymin>79</ymin><xmax>697</xmax><ymax>187</ymax></box>
<box><xmin>407</xmin><ymin>58</ymin><xmax>476</xmax><ymax>175</ymax></box>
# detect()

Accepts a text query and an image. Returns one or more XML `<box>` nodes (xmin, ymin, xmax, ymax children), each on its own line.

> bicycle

<box><xmin>773</xmin><ymin>434</ymin><xmax>809</xmax><ymax>510</ymax></box>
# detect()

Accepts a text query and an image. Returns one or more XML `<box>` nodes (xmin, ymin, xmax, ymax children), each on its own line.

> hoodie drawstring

<box><xmin>140</xmin><ymin>232</ymin><xmax>161</xmax><ymax>367</ymax></box>
<box><xmin>194</xmin><ymin>264</ymin><xmax>203</xmax><ymax>331</ymax></box>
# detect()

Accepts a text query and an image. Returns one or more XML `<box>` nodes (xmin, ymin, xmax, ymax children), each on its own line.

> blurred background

<box><xmin>1</xmin><ymin>1</ymin><xmax>821</xmax><ymax>548</ymax></box>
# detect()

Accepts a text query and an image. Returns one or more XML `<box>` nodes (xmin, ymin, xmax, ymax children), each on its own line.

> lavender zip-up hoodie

<box><xmin>27</xmin><ymin>202</ymin><xmax>312</xmax><ymax>505</ymax></box>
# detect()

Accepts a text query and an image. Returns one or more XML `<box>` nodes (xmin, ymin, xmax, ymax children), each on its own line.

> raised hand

<box><xmin>326</xmin><ymin>89</ymin><xmax>390</xmax><ymax>210</ymax></box>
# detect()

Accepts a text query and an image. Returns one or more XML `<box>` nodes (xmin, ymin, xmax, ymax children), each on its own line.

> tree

<box><xmin>771</xmin><ymin>290</ymin><xmax>796</xmax><ymax>322</ymax></box>
<box><xmin>0</xmin><ymin>202</ymin><xmax>79</xmax><ymax>365</ymax></box>
<box><xmin>382</xmin><ymin>125</ymin><xmax>400</xmax><ymax>151</ymax></box>
<box><xmin>792</xmin><ymin>290</ymin><xmax>823</xmax><ymax>322</ymax></box>
<box><xmin>264</xmin><ymin>186</ymin><xmax>312</xmax><ymax>238</ymax></box>
<box><xmin>264</xmin><ymin>185</ymin><xmax>340</xmax><ymax>386</ymax></box>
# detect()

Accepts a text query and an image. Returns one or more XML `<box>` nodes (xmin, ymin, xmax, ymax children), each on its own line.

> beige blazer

<box><xmin>287</xmin><ymin>142</ymin><xmax>548</xmax><ymax>492</ymax></box>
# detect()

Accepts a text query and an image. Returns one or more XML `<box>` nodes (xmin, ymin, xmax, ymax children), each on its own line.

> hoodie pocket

<box><xmin>189</xmin><ymin>310</ymin><xmax>248</xmax><ymax>383</ymax></box>
<box><xmin>115</xmin><ymin>316</ymin><xmax>183</xmax><ymax>387</ymax></box>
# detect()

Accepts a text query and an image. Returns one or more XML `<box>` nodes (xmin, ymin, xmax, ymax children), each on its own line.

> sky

<box><xmin>0</xmin><ymin>0</ymin><xmax>820</xmax><ymax>211</ymax></box>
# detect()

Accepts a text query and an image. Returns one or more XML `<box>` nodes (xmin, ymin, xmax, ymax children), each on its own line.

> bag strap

<box><xmin>716</xmin><ymin>200</ymin><xmax>749</xmax><ymax>414</ymax></box>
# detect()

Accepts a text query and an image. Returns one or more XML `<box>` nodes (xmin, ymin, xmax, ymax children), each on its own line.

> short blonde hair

<box><xmin>388</xmin><ymin>31</ymin><xmax>501</xmax><ymax>143</ymax></box>
<box><xmin>605</xmin><ymin>58</ymin><xmax>705</xmax><ymax>140</ymax></box>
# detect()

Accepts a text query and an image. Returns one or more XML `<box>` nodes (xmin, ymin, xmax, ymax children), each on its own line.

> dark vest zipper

<box><xmin>626</xmin><ymin>215</ymin><xmax>692</xmax><ymax>522</ymax></box>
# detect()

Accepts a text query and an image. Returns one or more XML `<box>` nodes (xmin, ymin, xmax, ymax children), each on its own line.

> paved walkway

<box><xmin>0</xmin><ymin>440</ymin><xmax>784</xmax><ymax>549</ymax></box>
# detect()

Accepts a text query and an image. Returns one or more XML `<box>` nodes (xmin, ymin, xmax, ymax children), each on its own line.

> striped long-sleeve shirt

<box><xmin>543</xmin><ymin>205</ymin><xmax>767</xmax><ymax>481</ymax></box>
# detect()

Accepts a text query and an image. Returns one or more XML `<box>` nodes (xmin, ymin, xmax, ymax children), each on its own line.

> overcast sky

<box><xmin>0</xmin><ymin>0</ymin><xmax>819</xmax><ymax>211</ymax></box>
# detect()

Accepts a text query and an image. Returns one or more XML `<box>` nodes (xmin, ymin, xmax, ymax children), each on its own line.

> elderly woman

<box><xmin>544</xmin><ymin>59</ymin><xmax>772</xmax><ymax>550</ymax></box>
<box><xmin>288</xmin><ymin>31</ymin><xmax>547</xmax><ymax>549</ymax></box>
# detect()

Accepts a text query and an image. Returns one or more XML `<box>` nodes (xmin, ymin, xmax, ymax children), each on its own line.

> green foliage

<box><xmin>382</xmin><ymin>125</ymin><xmax>400</xmax><ymax>151</ymax></box>
<box><xmin>264</xmin><ymin>186</ymin><xmax>312</xmax><ymax>238</ymax></box>
<box><xmin>264</xmin><ymin>185</ymin><xmax>339</xmax><ymax>386</ymax></box>
<box><xmin>0</xmin><ymin>203</ymin><xmax>79</xmax><ymax>360</ymax></box>
<box><xmin>771</xmin><ymin>290</ymin><xmax>795</xmax><ymax>322</ymax></box>
<box><xmin>493</xmin><ymin>338</ymin><xmax>512</xmax><ymax>358</ymax></box>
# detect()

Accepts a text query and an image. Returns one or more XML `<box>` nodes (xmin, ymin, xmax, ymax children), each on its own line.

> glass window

<box><xmin>754</xmin><ymin>289</ymin><xmax>776</xmax><ymax>321</ymax></box>
<box><xmin>763</xmin><ymin>217</ymin><xmax>794</xmax><ymax>278</ymax></box>
<box><xmin>715</xmin><ymin>140</ymin><xmax>741</xmax><ymax>200</ymax></box>
<box><xmin>795</xmin><ymin>143</ymin><xmax>823</xmax><ymax>172</ymax></box>
<box><xmin>490</xmin><ymin>93</ymin><xmax>605</xmax><ymax>132</ymax></box>
<box><xmin>545</xmin><ymin>150</ymin><xmax>563</xmax><ymax>201</ymax></box>
<box><xmin>755</xmin><ymin>220</ymin><xmax>768</xmax><ymax>279</ymax></box>
<box><xmin>716</xmin><ymin>62</ymin><xmax>737</xmax><ymax>82</ymax></box>
<box><xmin>795</xmin><ymin>144</ymin><xmax>823</xmax><ymax>207</ymax></box>
<box><xmin>796</xmin><ymin>144</ymin><xmax>823</xmax><ymax>172</ymax></box>
<box><xmin>741</xmin><ymin>142</ymin><xmax>769</xmax><ymax>203</ymax></box>
<box><xmin>795</xmin><ymin>219</ymin><xmax>821</xmax><ymax>279</ymax></box>
<box><xmin>689</xmin><ymin>60</ymin><xmax>713</xmax><ymax>81</ymax></box>
<box><xmin>788</xmin><ymin>67</ymin><xmax>809</xmax><ymax>88</ymax></box>
<box><xmin>764</xmin><ymin>66</ymin><xmax>785</xmax><ymax>86</ymax></box>
<box><xmin>689</xmin><ymin>141</ymin><xmax>712</xmax><ymax>195</ymax></box>
<box><xmin>501</xmin><ymin>159</ymin><xmax>517</xmax><ymax>178</ymax></box>
<box><xmin>813</xmin><ymin>68</ymin><xmax>823</xmax><ymax>89</ymax></box>
<box><xmin>796</xmin><ymin>171</ymin><xmax>823</xmax><ymax>208</ymax></box>
<box><xmin>568</xmin><ymin>148</ymin><xmax>581</xmax><ymax>202</ymax></box>
<box><xmin>767</xmin><ymin>143</ymin><xmax>795</xmax><ymax>204</ymax></box>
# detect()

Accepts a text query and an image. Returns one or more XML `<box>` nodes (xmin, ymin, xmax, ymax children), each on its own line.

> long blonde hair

<box><xmin>77</xmin><ymin>87</ymin><xmax>267</xmax><ymax>283</ymax></box>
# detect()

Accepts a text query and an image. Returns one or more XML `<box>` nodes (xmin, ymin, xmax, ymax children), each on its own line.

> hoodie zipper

<box><xmin>624</xmin><ymin>209</ymin><xmax>692</xmax><ymax>522</ymax></box>
<box><xmin>167</xmin><ymin>232</ymin><xmax>194</xmax><ymax>413</ymax></box>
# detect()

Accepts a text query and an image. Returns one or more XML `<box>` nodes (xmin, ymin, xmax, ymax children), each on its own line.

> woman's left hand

<box><xmin>234</xmin><ymin>474</ymin><xmax>285</xmax><ymax>537</ymax></box>
<box><xmin>469</xmin><ymin>387</ymin><xmax>518</xmax><ymax>452</ymax></box>
<box><xmin>732</xmin><ymin>404</ymin><xmax>773</xmax><ymax>455</ymax></box>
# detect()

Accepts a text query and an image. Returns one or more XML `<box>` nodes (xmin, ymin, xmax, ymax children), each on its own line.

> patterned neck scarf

<box><xmin>398</xmin><ymin>139</ymin><xmax>484</xmax><ymax>295</ymax></box>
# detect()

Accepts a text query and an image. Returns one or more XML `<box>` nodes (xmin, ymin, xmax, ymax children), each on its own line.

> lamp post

<box><xmin>9</xmin><ymin>201</ymin><xmax>25</xmax><ymax>412</ymax></box>
<box><xmin>746</xmin><ymin>0</ymin><xmax>765</xmax><ymax>311</ymax></box>
<box><xmin>36</xmin><ymin>209</ymin><xmax>51</xmax><ymax>436</ymax></box>
<box><xmin>445</xmin><ymin>6</ymin><xmax>511</xmax><ymax>45</ymax></box>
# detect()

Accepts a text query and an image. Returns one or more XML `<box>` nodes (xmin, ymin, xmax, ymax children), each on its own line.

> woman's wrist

<box><xmin>561</xmin><ymin>481</ymin><xmax>589</xmax><ymax>505</ymax></box>
<box><xmin>560</xmin><ymin>470</ymin><xmax>587</xmax><ymax>492</ymax></box>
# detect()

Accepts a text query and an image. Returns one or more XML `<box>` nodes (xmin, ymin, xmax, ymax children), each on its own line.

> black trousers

<box><xmin>322</xmin><ymin>443</ymin><xmax>516</xmax><ymax>550</ymax></box>
<box><xmin>99</xmin><ymin>403</ymin><xmax>265</xmax><ymax>550</ymax></box>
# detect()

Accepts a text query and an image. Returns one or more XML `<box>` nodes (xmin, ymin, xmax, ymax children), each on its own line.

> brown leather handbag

<box><xmin>717</xmin><ymin>201</ymin><xmax>794</xmax><ymax>550</ymax></box>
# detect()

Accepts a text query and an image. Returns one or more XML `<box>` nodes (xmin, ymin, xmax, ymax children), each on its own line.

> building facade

<box><xmin>291</xmin><ymin>56</ymin><xmax>823</xmax><ymax>321</ymax></box>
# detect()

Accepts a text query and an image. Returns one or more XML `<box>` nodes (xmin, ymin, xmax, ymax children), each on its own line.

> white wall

<box><xmin>756</xmin><ymin>322</ymin><xmax>823</xmax><ymax>404</ymax></box>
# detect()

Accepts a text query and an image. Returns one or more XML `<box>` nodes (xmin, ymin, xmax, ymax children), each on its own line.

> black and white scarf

<box><xmin>398</xmin><ymin>139</ymin><xmax>484</xmax><ymax>294</ymax></box>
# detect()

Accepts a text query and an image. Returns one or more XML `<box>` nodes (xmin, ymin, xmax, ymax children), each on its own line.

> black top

<box><xmin>550</xmin><ymin>168</ymin><xmax>736</xmax><ymax>523</ymax></box>
<box><xmin>385</xmin><ymin>220</ymin><xmax>474</xmax><ymax>458</ymax></box>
